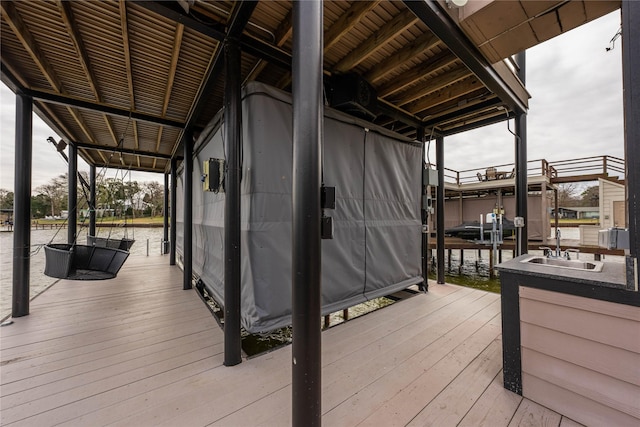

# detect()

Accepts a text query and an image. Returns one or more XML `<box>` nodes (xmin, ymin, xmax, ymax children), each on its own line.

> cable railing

<box><xmin>428</xmin><ymin>155</ymin><xmax>624</xmax><ymax>186</ymax></box>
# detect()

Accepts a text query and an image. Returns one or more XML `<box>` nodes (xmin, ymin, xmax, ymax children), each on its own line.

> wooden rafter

<box><xmin>58</xmin><ymin>0</ymin><xmax>120</xmax><ymax>148</ymax></box>
<box><xmin>2</xmin><ymin>0</ymin><xmax>99</xmax><ymax>146</ymax></box>
<box><xmin>119</xmin><ymin>0</ymin><xmax>139</xmax><ymax>153</ymax></box>
<box><xmin>247</xmin><ymin>8</ymin><xmax>292</xmax><ymax>82</ymax></box>
<box><xmin>396</xmin><ymin>67</ymin><xmax>472</xmax><ymax>106</ymax></box>
<box><xmin>406</xmin><ymin>76</ymin><xmax>484</xmax><ymax>117</ymax></box>
<box><xmin>364</xmin><ymin>32</ymin><xmax>440</xmax><ymax>84</ymax></box>
<box><xmin>333</xmin><ymin>10</ymin><xmax>417</xmax><ymax>73</ymax></box>
<box><xmin>276</xmin><ymin>1</ymin><xmax>381</xmax><ymax>90</ymax></box>
<box><xmin>325</xmin><ymin>1</ymin><xmax>381</xmax><ymax>52</ymax></box>
<box><xmin>155</xmin><ymin>23</ymin><xmax>184</xmax><ymax>159</ymax></box>
<box><xmin>1</xmin><ymin>1</ymin><xmax>64</xmax><ymax>91</ymax></box>
<box><xmin>377</xmin><ymin>50</ymin><xmax>458</xmax><ymax>98</ymax></box>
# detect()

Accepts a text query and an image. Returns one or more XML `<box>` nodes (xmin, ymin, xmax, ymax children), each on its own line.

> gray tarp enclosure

<box><xmin>177</xmin><ymin>82</ymin><xmax>422</xmax><ymax>333</ymax></box>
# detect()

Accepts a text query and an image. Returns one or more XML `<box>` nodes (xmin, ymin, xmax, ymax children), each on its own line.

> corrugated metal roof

<box><xmin>0</xmin><ymin>0</ymin><xmax>542</xmax><ymax>174</ymax></box>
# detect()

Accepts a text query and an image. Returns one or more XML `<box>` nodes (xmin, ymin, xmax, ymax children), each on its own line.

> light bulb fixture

<box><xmin>447</xmin><ymin>0</ymin><xmax>468</xmax><ymax>8</ymax></box>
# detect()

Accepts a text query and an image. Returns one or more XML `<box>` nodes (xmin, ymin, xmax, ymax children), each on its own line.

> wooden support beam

<box><xmin>396</xmin><ymin>66</ymin><xmax>472</xmax><ymax>106</ymax></box>
<box><xmin>365</xmin><ymin>32</ymin><xmax>440</xmax><ymax>83</ymax></box>
<box><xmin>1</xmin><ymin>1</ymin><xmax>64</xmax><ymax>92</ymax></box>
<box><xmin>2</xmin><ymin>1</ymin><xmax>100</xmax><ymax>147</ymax></box>
<box><xmin>377</xmin><ymin>50</ymin><xmax>458</xmax><ymax>98</ymax></box>
<box><xmin>120</xmin><ymin>0</ymin><xmax>140</xmax><ymax>162</ymax></box>
<box><xmin>247</xmin><ymin>8</ymin><xmax>292</xmax><ymax>82</ymax></box>
<box><xmin>333</xmin><ymin>10</ymin><xmax>417</xmax><ymax>73</ymax></box>
<box><xmin>406</xmin><ymin>75</ymin><xmax>483</xmax><ymax>116</ymax></box>
<box><xmin>157</xmin><ymin>24</ymin><xmax>184</xmax><ymax>153</ymax></box>
<box><xmin>325</xmin><ymin>1</ymin><xmax>380</xmax><ymax>52</ymax></box>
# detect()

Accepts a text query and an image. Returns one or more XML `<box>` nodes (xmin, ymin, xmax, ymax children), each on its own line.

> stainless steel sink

<box><xmin>520</xmin><ymin>256</ymin><xmax>604</xmax><ymax>272</ymax></box>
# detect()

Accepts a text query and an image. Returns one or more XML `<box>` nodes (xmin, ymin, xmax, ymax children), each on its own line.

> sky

<box><xmin>0</xmin><ymin>10</ymin><xmax>625</xmax><ymax>192</ymax></box>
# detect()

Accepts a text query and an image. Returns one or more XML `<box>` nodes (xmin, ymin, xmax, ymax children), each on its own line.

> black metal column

<box><xmin>418</xmin><ymin>128</ymin><xmax>428</xmax><ymax>291</ymax></box>
<box><xmin>163</xmin><ymin>172</ymin><xmax>169</xmax><ymax>254</ymax></box>
<box><xmin>622</xmin><ymin>0</ymin><xmax>640</xmax><ymax>288</ymax></box>
<box><xmin>12</xmin><ymin>93</ymin><xmax>32</xmax><ymax>317</ymax></box>
<box><xmin>68</xmin><ymin>143</ymin><xmax>77</xmax><ymax>244</ymax></box>
<box><xmin>292</xmin><ymin>1</ymin><xmax>323</xmax><ymax>425</ymax></box>
<box><xmin>514</xmin><ymin>51</ymin><xmax>528</xmax><ymax>256</ymax></box>
<box><xmin>183</xmin><ymin>131</ymin><xmax>193</xmax><ymax>290</ymax></box>
<box><xmin>436</xmin><ymin>135</ymin><xmax>445</xmax><ymax>284</ymax></box>
<box><xmin>89</xmin><ymin>164</ymin><xmax>96</xmax><ymax>238</ymax></box>
<box><xmin>223</xmin><ymin>37</ymin><xmax>243</xmax><ymax>367</ymax></box>
<box><xmin>170</xmin><ymin>157</ymin><xmax>177</xmax><ymax>265</ymax></box>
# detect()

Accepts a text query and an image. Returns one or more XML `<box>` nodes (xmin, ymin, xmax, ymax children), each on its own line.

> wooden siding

<box><xmin>600</xmin><ymin>178</ymin><xmax>626</xmax><ymax>229</ymax></box>
<box><xmin>520</xmin><ymin>286</ymin><xmax>640</xmax><ymax>427</ymax></box>
<box><xmin>1</xmin><ymin>256</ymin><xmax>582</xmax><ymax>426</ymax></box>
<box><xmin>579</xmin><ymin>224</ymin><xmax>600</xmax><ymax>246</ymax></box>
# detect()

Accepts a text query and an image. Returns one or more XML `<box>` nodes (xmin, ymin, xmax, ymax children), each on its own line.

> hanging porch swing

<box><xmin>43</xmin><ymin>132</ymin><xmax>134</xmax><ymax>281</ymax></box>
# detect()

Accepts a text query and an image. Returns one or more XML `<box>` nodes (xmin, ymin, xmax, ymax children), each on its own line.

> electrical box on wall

<box><xmin>203</xmin><ymin>158</ymin><xmax>225</xmax><ymax>193</ymax></box>
<box><xmin>423</xmin><ymin>168</ymin><xmax>438</xmax><ymax>186</ymax></box>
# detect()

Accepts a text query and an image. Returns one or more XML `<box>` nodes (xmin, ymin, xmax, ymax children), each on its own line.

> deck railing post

<box><xmin>170</xmin><ymin>157</ymin><xmax>177</xmax><ymax>265</ymax></box>
<box><xmin>68</xmin><ymin>142</ymin><xmax>77</xmax><ymax>244</ymax></box>
<box><xmin>436</xmin><ymin>135</ymin><xmax>445</xmax><ymax>284</ymax></box>
<box><xmin>223</xmin><ymin>36</ymin><xmax>243</xmax><ymax>367</ymax></box>
<box><xmin>183</xmin><ymin>130</ymin><xmax>193</xmax><ymax>290</ymax></box>
<box><xmin>12</xmin><ymin>92</ymin><xmax>32</xmax><ymax>318</ymax></box>
<box><xmin>89</xmin><ymin>164</ymin><xmax>96</xmax><ymax>238</ymax></box>
<box><xmin>514</xmin><ymin>51</ymin><xmax>528</xmax><ymax>256</ymax></box>
<box><xmin>292</xmin><ymin>1</ymin><xmax>323</xmax><ymax>425</ymax></box>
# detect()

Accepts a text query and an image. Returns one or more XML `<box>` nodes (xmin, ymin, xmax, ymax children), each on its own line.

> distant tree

<box><xmin>0</xmin><ymin>189</ymin><xmax>13</xmax><ymax>209</ymax></box>
<box><xmin>556</xmin><ymin>183</ymin><xmax>580</xmax><ymax>207</ymax></box>
<box><xmin>142</xmin><ymin>181</ymin><xmax>163</xmax><ymax>217</ymax></box>
<box><xmin>580</xmin><ymin>185</ymin><xmax>599</xmax><ymax>207</ymax></box>
<box><xmin>35</xmin><ymin>174</ymin><xmax>68</xmax><ymax>216</ymax></box>
<box><xmin>31</xmin><ymin>194</ymin><xmax>50</xmax><ymax>218</ymax></box>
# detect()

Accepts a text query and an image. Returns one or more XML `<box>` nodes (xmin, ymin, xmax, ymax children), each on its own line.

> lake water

<box><xmin>0</xmin><ymin>227</ymin><xmax>166</xmax><ymax>320</ymax></box>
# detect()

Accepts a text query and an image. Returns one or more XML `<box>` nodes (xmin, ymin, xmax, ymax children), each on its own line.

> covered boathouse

<box><xmin>2</xmin><ymin>1</ymin><xmax>639</xmax><ymax>426</ymax></box>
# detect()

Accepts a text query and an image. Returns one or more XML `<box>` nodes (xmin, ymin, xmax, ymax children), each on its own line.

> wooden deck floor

<box><xmin>1</xmin><ymin>256</ymin><xmax>580</xmax><ymax>426</ymax></box>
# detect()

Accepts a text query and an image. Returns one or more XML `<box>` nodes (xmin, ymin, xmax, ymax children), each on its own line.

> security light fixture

<box><xmin>447</xmin><ymin>0</ymin><xmax>468</xmax><ymax>8</ymax></box>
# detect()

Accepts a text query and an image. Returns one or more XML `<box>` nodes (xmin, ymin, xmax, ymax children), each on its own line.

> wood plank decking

<box><xmin>1</xmin><ymin>256</ymin><xmax>580</xmax><ymax>426</ymax></box>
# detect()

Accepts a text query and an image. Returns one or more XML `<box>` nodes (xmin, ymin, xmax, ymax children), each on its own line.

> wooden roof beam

<box><xmin>377</xmin><ymin>50</ymin><xmax>458</xmax><ymax>98</ymax></box>
<box><xmin>333</xmin><ymin>9</ymin><xmax>418</xmax><ymax>73</ymax></box>
<box><xmin>247</xmin><ymin>8</ymin><xmax>292</xmax><ymax>82</ymax></box>
<box><xmin>325</xmin><ymin>1</ymin><xmax>381</xmax><ymax>52</ymax></box>
<box><xmin>364</xmin><ymin>32</ymin><xmax>441</xmax><ymax>84</ymax></box>
<box><xmin>1</xmin><ymin>1</ymin><xmax>65</xmax><ymax>92</ymax></box>
<box><xmin>403</xmin><ymin>0</ymin><xmax>527</xmax><ymax>114</ymax></box>
<box><xmin>57</xmin><ymin>1</ymin><xmax>121</xmax><ymax>149</ymax></box>
<box><xmin>395</xmin><ymin>66</ymin><xmax>472</xmax><ymax>106</ymax></box>
<box><xmin>406</xmin><ymin>76</ymin><xmax>484</xmax><ymax>117</ymax></box>
<box><xmin>2</xmin><ymin>1</ymin><xmax>100</xmax><ymax>146</ymax></box>
<box><xmin>120</xmin><ymin>0</ymin><xmax>140</xmax><ymax>165</ymax></box>
<box><xmin>156</xmin><ymin>23</ymin><xmax>184</xmax><ymax>156</ymax></box>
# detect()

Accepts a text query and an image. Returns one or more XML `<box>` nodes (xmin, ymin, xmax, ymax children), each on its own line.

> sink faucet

<box><xmin>555</xmin><ymin>228</ymin><xmax>562</xmax><ymax>258</ymax></box>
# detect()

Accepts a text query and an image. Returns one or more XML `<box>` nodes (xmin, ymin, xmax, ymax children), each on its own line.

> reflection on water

<box><xmin>1</xmin><ymin>227</ymin><xmax>165</xmax><ymax>320</ymax></box>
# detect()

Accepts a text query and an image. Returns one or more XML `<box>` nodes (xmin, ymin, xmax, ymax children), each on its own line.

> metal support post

<box><xmin>12</xmin><ymin>93</ymin><xmax>32</xmax><ymax>317</ymax></box>
<box><xmin>418</xmin><ymin>128</ymin><xmax>428</xmax><ymax>291</ymax></box>
<box><xmin>68</xmin><ymin>142</ymin><xmax>77</xmax><ymax>244</ymax></box>
<box><xmin>163</xmin><ymin>172</ymin><xmax>169</xmax><ymax>254</ymax></box>
<box><xmin>622</xmin><ymin>0</ymin><xmax>640</xmax><ymax>289</ymax></box>
<box><xmin>183</xmin><ymin>131</ymin><xmax>193</xmax><ymax>290</ymax></box>
<box><xmin>292</xmin><ymin>1</ymin><xmax>323</xmax><ymax>425</ymax></box>
<box><xmin>89</xmin><ymin>164</ymin><xmax>96</xmax><ymax>237</ymax></box>
<box><xmin>223</xmin><ymin>37</ymin><xmax>243</xmax><ymax>367</ymax></box>
<box><xmin>436</xmin><ymin>135</ymin><xmax>445</xmax><ymax>284</ymax></box>
<box><xmin>514</xmin><ymin>51</ymin><xmax>528</xmax><ymax>256</ymax></box>
<box><xmin>170</xmin><ymin>157</ymin><xmax>177</xmax><ymax>265</ymax></box>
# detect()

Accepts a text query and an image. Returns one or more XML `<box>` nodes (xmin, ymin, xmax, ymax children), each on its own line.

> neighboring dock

<box><xmin>1</xmin><ymin>256</ymin><xmax>579</xmax><ymax>426</ymax></box>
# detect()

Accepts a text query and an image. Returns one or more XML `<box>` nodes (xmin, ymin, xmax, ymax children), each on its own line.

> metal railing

<box><xmin>428</xmin><ymin>155</ymin><xmax>624</xmax><ymax>186</ymax></box>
